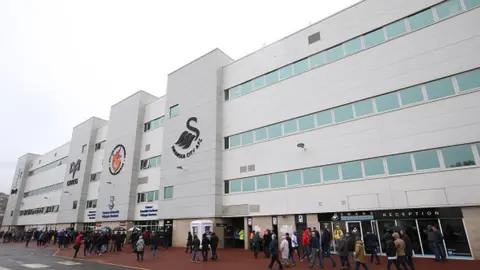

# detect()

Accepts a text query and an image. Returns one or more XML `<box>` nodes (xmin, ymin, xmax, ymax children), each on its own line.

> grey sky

<box><xmin>0</xmin><ymin>0</ymin><xmax>360</xmax><ymax>193</ymax></box>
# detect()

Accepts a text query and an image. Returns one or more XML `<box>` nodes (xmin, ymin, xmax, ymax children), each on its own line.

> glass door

<box><xmin>346</xmin><ymin>221</ymin><xmax>364</xmax><ymax>239</ymax></box>
<box><xmin>396</xmin><ymin>219</ymin><xmax>422</xmax><ymax>255</ymax></box>
<box><xmin>417</xmin><ymin>219</ymin><xmax>440</xmax><ymax>256</ymax></box>
<box><xmin>377</xmin><ymin>220</ymin><xmax>396</xmax><ymax>254</ymax></box>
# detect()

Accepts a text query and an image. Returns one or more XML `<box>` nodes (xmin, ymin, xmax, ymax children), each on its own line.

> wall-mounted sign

<box><xmin>87</xmin><ymin>210</ymin><xmax>96</xmax><ymax>220</ymax></box>
<box><xmin>69</xmin><ymin>159</ymin><xmax>81</xmax><ymax>179</ymax></box>
<box><xmin>109</xmin><ymin>144</ymin><xmax>126</xmax><ymax>175</ymax></box>
<box><xmin>171</xmin><ymin>117</ymin><xmax>203</xmax><ymax>159</ymax></box>
<box><xmin>139</xmin><ymin>205</ymin><xmax>158</xmax><ymax>217</ymax></box>
<box><xmin>67</xmin><ymin>179</ymin><xmax>79</xmax><ymax>186</ymax></box>
<box><xmin>247</xmin><ymin>217</ymin><xmax>252</xmax><ymax>226</ymax></box>
<box><xmin>272</xmin><ymin>216</ymin><xmax>278</xmax><ymax>226</ymax></box>
<box><xmin>108</xmin><ymin>196</ymin><xmax>115</xmax><ymax>210</ymax></box>
<box><xmin>295</xmin><ymin>214</ymin><xmax>306</xmax><ymax>224</ymax></box>
<box><xmin>102</xmin><ymin>210</ymin><xmax>119</xmax><ymax>218</ymax></box>
<box><xmin>318</xmin><ymin>208</ymin><xmax>463</xmax><ymax>222</ymax></box>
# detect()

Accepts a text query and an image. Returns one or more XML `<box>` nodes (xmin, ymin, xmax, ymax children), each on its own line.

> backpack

<box><xmin>136</xmin><ymin>240</ymin><xmax>145</xmax><ymax>251</ymax></box>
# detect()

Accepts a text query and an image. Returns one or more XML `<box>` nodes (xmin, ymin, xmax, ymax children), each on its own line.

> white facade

<box><xmin>2</xmin><ymin>0</ymin><xmax>480</xmax><ymax>258</ymax></box>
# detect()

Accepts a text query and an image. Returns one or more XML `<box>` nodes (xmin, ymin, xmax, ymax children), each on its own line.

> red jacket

<box><xmin>302</xmin><ymin>229</ymin><xmax>310</xmax><ymax>246</ymax></box>
<box><xmin>75</xmin><ymin>234</ymin><xmax>83</xmax><ymax>244</ymax></box>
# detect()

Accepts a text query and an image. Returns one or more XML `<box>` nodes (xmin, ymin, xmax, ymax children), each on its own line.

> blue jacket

<box><xmin>270</xmin><ymin>239</ymin><xmax>279</xmax><ymax>256</ymax></box>
<box><xmin>311</xmin><ymin>235</ymin><xmax>320</xmax><ymax>249</ymax></box>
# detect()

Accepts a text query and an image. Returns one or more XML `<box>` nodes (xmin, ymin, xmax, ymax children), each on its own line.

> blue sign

<box><xmin>102</xmin><ymin>210</ymin><xmax>119</xmax><ymax>218</ymax></box>
<box><xmin>140</xmin><ymin>205</ymin><xmax>158</xmax><ymax>217</ymax></box>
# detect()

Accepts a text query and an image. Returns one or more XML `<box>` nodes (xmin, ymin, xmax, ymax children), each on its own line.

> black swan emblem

<box><xmin>174</xmin><ymin>117</ymin><xmax>200</xmax><ymax>149</ymax></box>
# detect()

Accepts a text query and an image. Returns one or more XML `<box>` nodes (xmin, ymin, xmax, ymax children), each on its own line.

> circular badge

<box><xmin>109</xmin><ymin>144</ymin><xmax>126</xmax><ymax>175</ymax></box>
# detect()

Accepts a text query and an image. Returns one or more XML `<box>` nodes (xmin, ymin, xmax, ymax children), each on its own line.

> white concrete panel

<box><xmin>348</xmin><ymin>194</ymin><xmax>380</xmax><ymax>210</ymax></box>
<box><xmin>406</xmin><ymin>189</ymin><xmax>448</xmax><ymax>207</ymax></box>
<box><xmin>446</xmin><ymin>185</ymin><xmax>480</xmax><ymax>205</ymax></box>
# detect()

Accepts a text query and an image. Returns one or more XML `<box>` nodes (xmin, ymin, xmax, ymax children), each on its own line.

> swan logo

<box><xmin>69</xmin><ymin>159</ymin><xmax>81</xmax><ymax>179</ymax></box>
<box><xmin>171</xmin><ymin>117</ymin><xmax>203</xmax><ymax>159</ymax></box>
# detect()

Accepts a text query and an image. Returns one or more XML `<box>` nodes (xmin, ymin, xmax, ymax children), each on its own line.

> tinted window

<box><xmin>267</xmin><ymin>124</ymin><xmax>283</xmax><ymax>139</ymax></box>
<box><xmin>279</xmin><ymin>65</ymin><xmax>293</xmax><ymax>80</ymax></box>
<box><xmin>409</xmin><ymin>9</ymin><xmax>435</xmax><ymax>31</ymax></box>
<box><xmin>255</xmin><ymin>128</ymin><xmax>268</xmax><ymax>141</ymax></box>
<box><xmin>323</xmin><ymin>165</ymin><xmax>339</xmax><ymax>181</ymax></box>
<box><xmin>456</xmin><ymin>69</ymin><xmax>480</xmax><ymax>92</ymax></box>
<box><xmin>287</xmin><ymin>170</ymin><xmax>302</xmax><ymax>186</ymax></box>
<box><xmin>465</xmin><ymin>0</ymin><xmax>480</xmax><ymax>9</ymax></box>
<box><xmin>376</xmin><ymin>92</ymin><xmax>400</xmax><ymax>112</ymax></box>
<box><xmin>341</xmin><ymin>161</ymin><xmax>363</xmax><ymax>180</ymax></box>
<box><xmin>354</xmin><ymin>99</ymin><xmax>374</xmax><ymax>117</ymax></box>
<box><xmin>298</xmin><ymin>114</ymin><xmax>315</xmax><ymax>131</ymax></box>
<box><xmin>257</xmin><ymin>175</ymin><xmax>270</xmax><ymax>190</ymax></box>
<box><xmin>334</xmin><ymin>104</ymin><xmax>354</xmax><ymax>123</ymax></box>
<box><xmin>241</xmin><ymin>131</ymin><xmax>254</xmax><ymax>145</ymax></box>
<box><xmin>386</xmin><ymin>20</ymin><xmax>407</xmax><ymax>39</ymax></box>
<box><xmin>436</xmin><ymin>0</ymin><xmax>462</xmax><ymax>19</ymax></box>
<box><xmin>441</xmin><ymin>145</ymin><xmax>476</xmax><ymax>168</ymax></box>
<box><xmin>241</xmin><ymin>81</ymin><xmax>253</xmax><ymax>95</ymax></box>
<box><xmin>283</xmin><ymin>119</ymin><xmax>298</xmax><ymax>135</ymax></box>
<box><xmin>265</xmin><ymin>71</ymin><xmax>279</xmax><ymax>85</ymax></box>
<box><xmin>363</xmin><ymin>158</ymin><xmax>385</xmax><ymax>176</ymax></box>
<box><xmin>229</xmin><ymin>135</ymin><xmax>241</xmax><ymax>148</ymax></box>
<box><xmin>303</xmin><ymin>167</ymin><xmax>321</xmax><ymax>185</ymax></box>
<box><xmin>242</xmin><ymin>178</ymin><xmax>255</xmax><ymax>192</ymax></box>
<box><xmin>317</xmin><ymin>110</ymin><xmax>333</xmax><ymax>126</ymax></box>
<box><xmin>326</xmin><ymin>45</ymin><xmax>344</xmax><ymax>62</ymax></box>
<box><xmin>344</xmin><ymin>38</ymin><xmax>362</xmax><ymax>55</ymax></box>
<box><xmin>400</xmin><ymin>86</ymin><xmax>424</xmax><ymax>105</ymax></box>
<box><xmin>310</xmin><ymin>52</ymin><xmax>325</xmax><ymax>68</ymax></box>
<box><xmin>252</xmin><ymin>76</ymin><xmax>265</xmax><ymax>90</ymax></box>
<box><xmin>425</xmin><ymin>77</ymin><xmax>455</xmax><ymax>100</ymax></box>
<box><xmin>293</xmin><ymin>59</ymin><xmax>309</xmax><ymax>75</ymax></box>
<box><xmin>270</xmin><ymin>173</ymin><xmax>286</xmax><ymax>188</ymax></box>
<box><xmin>364</xmin><ymin>29</ymin><xmax>385</xmax><ymax>48</ymax></box>
<box><xmin>230</xmin><ymin>180</ymin><xmax>242</xmax><ymax>192</ymax></box>
<box><xmin>413</xmin><ymin>150</ymin><xmax>440</xmax><ymax>170</ymax></box>
<box><xmin>387</xmin><ymin>154</ymin><xmax>413</xmax><ymax>174</ymax></box>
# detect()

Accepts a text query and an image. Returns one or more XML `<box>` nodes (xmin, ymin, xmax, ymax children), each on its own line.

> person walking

<box><xmin>364</xmin><ymin>231</ymin><xmax>380</xmax><ymax>265</ymax></box>
<box><xmin>201</xmin><ymin>233</ymin><xmax>210</xmax><ymax>262</ymax></box>
<box><xmin>185</xmin><ymin>232</ymin><xmax>193</xmax><ymax>253</ymax></box>
<box><xmin>191</xmin><ymin>235</ymin><xmax>201</xmax><ymax>263</ymax></box>
<box><xmin>253</xmin><ymin>231</ymin><xmax>261</xmax><ymax>258</ymax></box>
<box><xmin>393</xmin><ymin>233</ymin><xmax>408</xmax><ymax>270</ymax></box>
<box><xmin>321</xmin><ymin>228</ymin><xmax>337</xmax><ymax>267</ymax></box>
<box><xmin>151</xmin><ymin>232</ymin><xmax>160</xmax><ymax>259</ymax></box>
<box><xmin>354</xmin><ymin>236</ymin><xmax>369</xmax><ymax>270</ymax></box>
<box><xmin>73</xmin><ymin>232</ymin><xmax>83</xmax><ymax>259</ymax></box>
<box><xmin>280</xmin><ymin>235</ymin><xmax>290</xmax><ymax>267</ymax></box>
<box><xmin>135</xmin><ymin>236</ymin><xmax>145</xmax><ymax>261</ymax></box>
<box><xmin>210</xmin><ymin>232</ymin><xmax>219</xmax><ymax>261</ymax></box>
<box><xmin>337</xmin><ymin>234</ymin><xmax>349</xmax><ymax>269</ymax></box>
<box><xmin>268</xmin><ymin>234</ymin><xmax>283</xmax><ymax>269</ymax></box>
<box><xmin>400</xmin><ymin>230</ymin><xmax>415</xmax><ymax>270</ymax></box>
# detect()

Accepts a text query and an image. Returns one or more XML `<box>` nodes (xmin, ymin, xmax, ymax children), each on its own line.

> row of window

<box><xmin>23</xmin><ymin>183</ymin><xmax>63</xmax><ymax>198</ymax></box>
<box><xmin>28</xmin><ymin>157</ymin><xmax>68</xmax><ymax>176</ymax></box>
<box><xmin>86</xmin><ymin>199</ymin><xmax>97</xmax><ymax>209</ymax></box>
<box><xmin>137</xmin><ymin>190</ymin><xmax>159</xmax><ymax>203</ymax></box>
<box><xmin>144</xmin><ymin>116</ymin><xmax>165</xmax><ymax>132</ymax></box>
<box><xmin>19</xmin><ymin>205</ymin><xmax>59</xmax><ymax>216</ymax></box>
<box><xmin>94</xmin><ymin>140</ymin><xmax>106</xmax><ymax>151</ymax></box>
<box><xmin>225</xmin><ymin>68</ymin><xmax>480</xmax><ymax>149</ymax></box>
<box><xmin>224</xmin><ymin>143</ymin><xmax>480</xmax><ymax>194</ymax></box>
<box><xmin>90</xmin><ymin>172</ymin><xmax>102</xmax><ymax>182</ymax></box>
<box><xmin>140</xmin><ymin>155</ymin><xmax>161</xmax><ymax>170</ymax></box>
<box><xmin>225</xmin><ymin>0</ymin><xmax>480</xmax><ymax>101</ymax></box>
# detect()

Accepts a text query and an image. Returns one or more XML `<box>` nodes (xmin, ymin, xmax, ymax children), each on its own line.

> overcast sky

<box><xmin>0</xmin><ymin>0</ymin><xmax>360</xmax><ymax>193</ymax></box>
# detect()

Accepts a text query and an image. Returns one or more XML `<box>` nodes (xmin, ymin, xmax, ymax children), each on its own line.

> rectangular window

<box><xmin>240</xmin><ymin>81</ymin><xmax>253</xmax><ymax>95</ymax></box>
<box><xmin>436</xmin><ymin>0</ymin><xmax>462</xmax><ymax>19</ymax></box>
<box><xmin>302</xmin><ymin>167</ymin><xmax>321</xmax><ymax>185</ymax></box>
<box><xmin>387</xmin><ymin>154</ymin><xmax>413</xmax><ymax>174</ymax></box>
<box><xmin>441</xmin><ymin>145</ymin><xmax>476</xmax><ymax>168</ymax></box>
<box><xmin>265</xmin><ymin>71</ymin><xmax>279</xmax><ymax>86</ymax></box>
<box><xmin>267</xmin><ymin>123</ymin><xmax>283</xmax><ymax>139</ymax></box>
<box><xmin>400</xmin><ymin>86</ymin><xmax>424</xmax><ymax>105</ymax></box>
<box><xmin>376</xmin><ymin>92</ymin><xmax>400</xmax><ymax>112</ymax></box>
<box><xmin>386</xmin><ymin>20</ymin><xmax>407</xmax><ymax>39</ymax></box>
<box><xmin>95</xmin><ymin>141</ymin><xmax>105</xmax><ymax>151</ymax></box>
<box><xmin>283</xmin><ymin>119</ymin><xmax>298</xmax><ymax>135</ymax></box>
<box><xmin>409</xmin><ymin>9</ymin><xmax>435</xmax><ymax>31</ymax></box>
<box><xmin>363</xmin><ymin>158</ymin><xmax>385</xmax><ymax>176</ymax></box>
<box><xmin>310</xmin><ymin>52</ymin><xmax>325</xmax><ymax>68</ymax></box>
<box><xmin>287</xmin><ymin>170</ymin><xmax>302</xmax><ymax>186</ymax></box>
<box><xmin>298</xmin><ymin>114</ymin><xmax>315</xmax><ymax>131</ymax></box>
<box><xmin>230</xmin><ymin>179</ymin><xmax>242</xmax><ymax>192</ymax></box>
<box><xmin>252</xmin><ymin>76</ymin><xmax>265</xmax><ymax>90</ymax></box>
<box><xmin>334</xmin><ymin>104</ymin><xmax>354</xmax><ymax>123</ymax></box>
<box><xmin>279</xmin><ymin>65</ymin><xmax>293</xmax><ymax>80</ymax></box>
<box><xmin>255</xmin><ymin>128</ymin><xmax>268</xmax><ymax>141</ymax></box>
<box><xmin>326</xmin><ymin>45</ymin><xmax>344</xmax><ymax>62</ymax></box>
<box><xmin>322</xmin><ymin>165</ymin><xmax>339</xmax><ymax>181</ymax></box>
<box><xmin>229</xmin><ymin>135</ymin><xmax>241</xmax><ymax>148</ymax></box>
<box><xmin>164</xmin><ymin>186</ymin><xmax>173</xmax><ymax>199</ymax></box>
<box><xmin>425</xmin><ymin>77</ymin><xmax>455</xmax><ymax>100</ymax></box>
<box><xmin>456</xmin><ymin>69</ymin><xmax>480</xmax><ymax>92</ymax></box>
<box><xmin>224</xmin><ymin>181</ymin><xmax>230</xmax><ymax>194</ymax></box>
<box><xmin>354</xmin><ymin>99</ymin><xmax>374</xmax><ymax>117</ymax></box>
<box><xmin>72</xmin><ymin>201</ymin><xmax>78</xmax><ymax>210</ymax></box>
<box><xmin>344</xmin><ymin>37</ymin><xmax>362</xmax><ymax>55</ymax></box>
<box><xmin>242</xmin><ymin>178</ymin><xmax>255</xmax><ymax>192</ymax></box>
<box><xmin>169</xmin><ymin>104</ymin><xmax>179</xmax><ymax>118</ymax></box>
<box><xmin>341</xmin><ymin>161</ymin><xmax>363</xmax><ymax>180</ymax></box>
<box><xmin>256</xmin><ymin>175</ymin><xmax>270</xmax><ymax>189</ymax></box>
<box><xmin>465</xmin><ymin>0</ymin><xmax>480</xmax><ymax>9</ymax></box>
<box><xmin>270</xmin><ymin>173</ymin><xmax>286</xmax><ymax>188</ymax></box>
<box><xmin>228</xmin><ymin>86</ymin><xmax>241</xmax><ymax>100</ymax></box>
<box><xmin>293</xmin><ymin>59</ymin><xmax>309</xmax><ymax>75</ymax></box>
<box><xmin>241</xmin><ymin>132</ymin><xmax>254</xmax><ymax>145</ymax></box>
<box><xmin>363</xmin><ymin>28</ymin><xmax>385</xmax><ymax>48</ymax></box>
<box><xmin>147</xmin><ymin>191</ymin><xmax>155</xmax><ymax>202</ymax></box>
<box><xmin>316</xmin><ymin>110</ymin><xmax>333</xmax><ymax>126</ymax></box>
<box><xmin>414</xmin><ymin>150</ymin><xmax>440</xmax><ymax>170</ymax></box>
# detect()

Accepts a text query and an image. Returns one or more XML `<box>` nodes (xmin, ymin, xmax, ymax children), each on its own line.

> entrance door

<box><xmin>418</xmin><ymin>219</ymin><xmax>440</xmax><ymax>256</ymax></box>
<box><xmin>397</xmin><ymin>219</ymin><xmax>422</xmax><ymax>255</ymax></box>
<box><xmin>346</xmin><ymin>221</ymin><xmax>364</xmax><ymax>239</ymax></box>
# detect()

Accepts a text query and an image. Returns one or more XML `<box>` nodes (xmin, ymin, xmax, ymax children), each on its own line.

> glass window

<box><xmin>227</xmin><ymin>87</ymin><xmax>241</xmax><ymax>100</ymax></box>
<box><xmin>241</xmin><ymin>131</ymin><xmax>254</xmax><ymax>145</ymax></box>
<box><xmin>344</xmin><ymin>38</ymin><xmax>362</xmax><ymax>55</ymax></box>
<box><xmin>386</xmin><ymin>20</ymin><xmax>407</xmax><ymax>39</ymax></box>
<box><xmin>364</xmin><ymin>28</ymin><xmax>386</xmax><ymax>48</ymax></box>
<box><xmin>408</xmin><ymin>9</ymin><xmax>435</xmax><ymax>31</ymax></box>
<box><xmin>169</xmin><ymin>104</ymin><xmax>179</xmax><ymax>118</ymax></box>
<box><xmin>477</xmin><ymin>144</ymin><xmax>480</xmax><ymax>156</ymax></box>
<box><xmin>414</xmin><ymin>150</ymin><xmax>440</xmax><ymax>170</ymax></box>
<box><xmin>303</xmin><ymin>167</ymin><xmax>321</xmax><ymax>185</ymax></box>
<box><xmin>164</xmin><ymin>186</ymin><xmax>173</xmax><ymax>199</ymax></box>
<box><xmin>464</xmin><ymin>0</ymin><xmax>480</xmax><ymax>9</ymax></box>
<box><xmin>440</xmin><ymin>218</ymin><xmax>472</xmax><ymax>257</ymax></box>
<box><xmin>229</xmin><ymin>135</ymin><xmax>241</xmax><ymax>148</ymax></box>
<box><xmin>267</xmin><ymin>123</ymin><xmax>283</xmax><ymax>139</ymax></box>
<box><xmin>270</xmin><ymin>173</ymin><xmax>286</xmax><ymax>188</ymax></box>
<box><xmin>279</xmin><ymin>65</ymin><xmax>293</xmax><ymax>80</ymax></box>
<box><xmin>283</xmin><ymin>119</ymin><xmax>298</xmax><ymax>135</ymax></box>
<box><xmin>316</xmin><ymin>110</ymin><xmax>333</xmax><ymax>126</ymax></box>
<box><xmin>293</xmin><ymin>59</ymin><xmax>309</xmax><ymax>75</ymax></box>
<box><xmin>240</xmin><ymin>81</ymin><xmax>253</xmax><ymax>95</ymax></box>
<box><xmin>456</xmin><ymin>69</ymin><xmax>480</xmax><ymax>92</ymax></box>
<box><xmin>242</xmin><ymin>178</ymin><xmax>255</xmax><ymax>192</ymax></box>
<box><xmin>436</xmin><ymin>0</ymin><xmax>462</xmax><ymax>19</ymax></box>
<box><xmin>255</xmin><ymin>128</ymin><xmax>268</xmax><ymax>141</ymax></box>
<box><xmin>387</xmin><ymin>154</ymin><xmax>413</xmax><ymax>174</ymax></box>
<box><xmin>354</xmin><ymin>99</ymin><xmax>374</xmax><ymax>117</ymax></box>
<box><xmin>257</xmin><ymin>175</ymin><xmax>270</xmax><ymax>189</ymax></box>
<box><xmin>326</xmin><ymin>45</ymin><xmax>345</xmax><ymax>62</ymax></box>
<box><xmin>363</xmin><ymin>158</ymin><xmax>385</xmax><ymax>176</ymax></box>
<box><xmin>376</xmin><ymin>92</ymin><xmax>400</xmax><ymax>112</ymax></box>
<box><xmin>252</xmin><ymin>76</ymin><xmax>265</xmax><ymax>90</ymax></box>
<box><xmin>298</xmin><ymin>114</ymin><xmax>315</xmax><ymax>131</ymax></box>
<box><xmin>442</xmin><ymin>145</ymin><xmax>476</xmax><ymax>168</ymax></box>
<box><xmin>310</xmin><ymin>52</ymin><xmax>325</xmax><ymax>68</ymax></box>
<box><xmin>341</xmin><ymin>161</ymin><xmax>363</xmax><ymax>180</ymax></box>
<box><xmin>287</xmin><ymin>170</ymin><xmax>302</xmax><ymax>186</ymax></box>
<box><xmin>400</xmin><ymin>86</ymin><xmax>424</xmax><ymax>105</ymax></box>
<box><xmin>334</xmin><ymin>104</ymin><xmax>354</xmax><ymax>123</ymax></box>
<box><xmin>425</xmin><ymin>77</ymin><xmax>455</xmax><ymax>100</ymax></box>
<box><xmin>265</xmin><ymin>71</ymin><xmax>279</xmax><ymax>85</ymax></box>
<box><xmin>230</xmin><ymin>179</ymin><xmax>242</xmax><ymax>192</ymax></box>
<box><xmin>147</xmin><ymin>191</ymin><xmax>154</xmax><ymax>202</ymax></box>
<box><xmin>323</xmin><ymin>165</ymin><xmax>339</xmax><ymax>181</ymax></box>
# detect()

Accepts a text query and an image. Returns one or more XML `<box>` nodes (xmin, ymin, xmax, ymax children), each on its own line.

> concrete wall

<box><xmin>463</xmin><ymin>206</ymin><xmax>480</xmax><ymax>260</ymax></box>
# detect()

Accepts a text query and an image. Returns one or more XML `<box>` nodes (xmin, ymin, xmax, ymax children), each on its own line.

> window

<box><xmin>316</xmin><ymin>110</ymin><xmax>333</xmax><ymax>126</ymax></box>
<box><xmin>408</xmin><ymin>9</ymin><xmax>435</xmax><ymax>31</ymax></box>
<box><xmin>341</xmin><ymin>161</ymin><xmax>363</xmax><ymax>180</ymax></box>
<box><xmin>252</xmin><ymin>76</ymin><xmax>265</xmax><ymax>90</ymax></box>
<box><xmin>436</xmin><ymin>0</ymin><xmax>462</xmax><ymax>19</ymax></box>
<box><xmin>140</xmin><ymin>155</ymin><xmax>161</xmax><ymax>170</ymax></box>
<box><xmin>86</xmin><ymin>199</ymin><xmax>97</xmax><ymax>209</ymax></box>
<box><xmin>265</xmin><ymin>71</ymin><xmax>279</xmax><ymax>86</ymax></box>
<box><xmin>90</xmin><ymin>172</ymin><xmax>101</xmax><ymax>182</ymax></box>
<box><xmin>82</xmin><ymin>144</ymin><xmax>87</xmax><ymax>153</ymax></box>
<box><xmin>242</xmin><ymin>178</ymin><xmax>255</xmax><ymax>192</ymax></box>
<box><xmin>363</xmin><ymin>29</ymin><xmax>385</xmax><ymax>48</ymax></box>
<box><xmin>303</xmin><ymin>167</ymin><xmax>321</xmax><ymax>185</ymax></box>
<box><xmin>441</xmin><ymin>145</ymin><xmax>476</xmax><ymax>168</ymax></box>
<box><xmin>334</xmin><ymin>104</ymin><xmax>354</xmax><ymax>123</ymax></box>
<box><xmin>376</xmin><ymin>92</ymin><xmax>400</xmax><ymax>112</ymax></box>
<box><xmin>144</xmin><ymin>117</ymin><xmax>164</xmax><ymax>132</ymax></box>
<box><xmin>425</xmin><ymin>77</ymin><xmax>455</xmax><ymax>100</ymax></box>
<box><xmin>323</xmin><ymin>165</ymin><xmax>339</xmax><ymax>181</ymax></box>
<box><xmin>241</xmin><ymin>132</ymin><xmax>254</xmax><ymax>145</ymax></box>
<box><xmin>270</xmin><ymin>173</ymin><xmax>286</xmax><ymax>188</ymax></box>
<box><xmin>465</xmin><ymin>0</ymin><xmax>480</xmax><ymax>9</ymax></box>
<box><xmin>298</xmin><ymin>114</ymin><xmax>315</xmax><ymax>131</ymax></box>
<box><xmin>283</xmin><ymin>119</ymin><xmax>298</xmax><ymax>135</ymax></box>
<box><xmin>293</xmin><ymin>59</ymin><xmax>309</xmax><ymax>75</ymax></box>
<box><xmin>169</xmin><ymin>104</ymin><xmax>179</xmax><ymax>118</ymax></box>
<box><xmin>279</xmin><ymin>65</ymin><xmax>293</xmax><ymax>80</ymax></box>
<box><xmin>230</xmin><ymin>179</ymin><xmax>241</xmax><ymax>193</ymax></box>
<box><xmin>308</xmin><ymin>32</ymin><xmax>321</xmax><ymax>44</ymax></box>
<box><xmin>387</xmin><ymin>154</ymin><xmax>413</xmax><ymax>174</ymax></box>
<box><xmin>72</xmin><ymin>201</ymin><xmax>78</xmax><ymax>209</ymax></box>
<box><xmin>386</xmin><ymin>20</ymin><xmax>407</xmax><ymax>38</ymax></box>
<box><xmin>310</xmin><ymin>52</ymin><xmax>325</xmax><ymax>68</ymax></box>
<box><xmin>456</xmin><ymin>69</ymin><xmax>480</xmax><ymax>92</ymax></box>
<box><xmin>255</xmin><ymin>128</ymin><xmax>268</xmax><ymax>141</ymax></box>
<box><xmin>363</xmin><ymin>158</ymin><xmax>385</xmax><ymax>176</ymax></box>
<box><xmin>287</xmin><ymin>170</ymin><xmax>302</xmax><ymax>186</ymax></box>
<box><xmin>267</xmin><ymin>123</ymin><xmax>283</xmax><ymax>139</ymax></box>
<box><xmin>344</xmin><ymin>37</ymin><xmax>362</xmax><ymax>55</ymax></box>
<box><xmin>137</xmin><ymin>190</ymin><xmax>160</xmax><ymax>202</ymax></box>
<box><xmin>257</xmin><ymin>175</ymin><xmax>270</xmax><ymax>190</ymax></box>
<box><xmin>224</xmin><ymin>181</ymin><xmax>230</xmax><ymax>194</ymax></box>
<box><xmin>326</xmin><ymin>45</ymin><xmax>344</xmax><ymax>62</ymax></box>
<box><xmin>228</xmin><ymin>87</ymin><xmax>241</xmax><ymax>100</ymax></box>
<box><xmin>164</xmin><ymin>186</ymin><xmax>174</xmax><ymax>199</ymax></box>
<box><xmin>229</xmin><ymin>135</ymin><xmax>241</xmax><ymax>148</ymax></box>
<box><xmin>413</xmin><ymin>150</ymin><xmax>440</xmax><ymax>170</ymax></box>
<box><xmin>95</xmin><ymin>141</ymin><xmax>105</xmax><ymax>151</ymax></box>
<box><xmin>400</xmin><ymin>86</ymin><xmax>424</xmax><ymax>105</ymax></box>
<box><xmin>354</xmin><ymin>99</ymin><xmax>374</xmax><ymax>117</ymax></box>
<box><xmin>240</xmin><ymin>81</ymin><xmax>253</xmax><ymax>95</ymax></box>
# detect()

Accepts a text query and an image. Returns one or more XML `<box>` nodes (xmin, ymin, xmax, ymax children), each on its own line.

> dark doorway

<box><xmin>224</xmin><ymin>217</ymin><xmax>245</xmax><ymax>248</ymax></box>
<box><xmin>397</xmin><ymin>219</ymin><xmax>422</xmax><ymax>255</ymax></box>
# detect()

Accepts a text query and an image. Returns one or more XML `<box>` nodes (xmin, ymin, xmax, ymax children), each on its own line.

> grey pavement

<box><xmin>0</xmin><ymin>244</ymin><xmax>134</xmax><ymax>270</ymax></box>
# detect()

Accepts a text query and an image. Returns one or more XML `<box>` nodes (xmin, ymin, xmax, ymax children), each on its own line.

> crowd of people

<box><xmin>0</xmin><ymin>229</ymin><xmax>77</xmax><ymax>247</ymax></box>
<box><xmin>185</xmin><ymin>231</ymin><xmax>219</xmax><ymax>263</ymax></box>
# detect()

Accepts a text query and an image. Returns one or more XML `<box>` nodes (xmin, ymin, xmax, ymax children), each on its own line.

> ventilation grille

<box><xmin>308</xmin><ymin>32</ymin><xmax>321</xmax><ymax>45</ymax></box>
<box><xmin>247</xmin><ymin>164</ymin><xmax>255</xmax><ymax>172</ymax></box>
<box><xmin>240</xmin><ymin>166</ymin><xmax>247</xmax><ymax>173</ymax></box>
<box><xmin>240</xmin><ymin>164</ymin><xmax>256</xmax><ymax>173</ymax></box>
<box><xmin>145</xmin><ymin>144</ymin><xmax>151</xmax><ymax>151</ymax></box>
<box><xmin>138</xmin><ymin>177</ymin><xmax>148</xmax><ymax>185</ymax></box>
<box><xmin>249</xmin><ymin>204</ymin><xmax>260</xmax><ymax>213</ymax></box>
<box><xmin>222</xmin><ymin>204</ymin><xmax>249</xmax><ymax>216</ymax></box>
